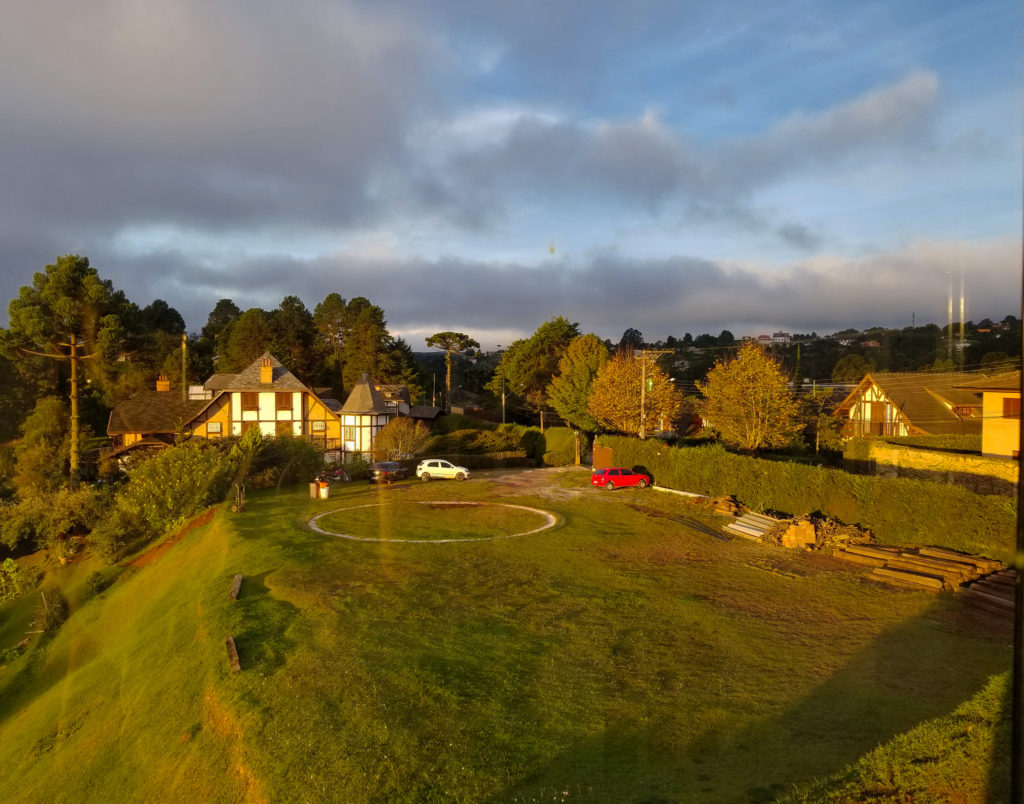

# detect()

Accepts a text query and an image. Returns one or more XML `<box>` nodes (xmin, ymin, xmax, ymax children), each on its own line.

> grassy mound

<box><xmin>0</xmin><ymin>469</ymin><xmax>1012</xmax><ymax>801</ymax></box>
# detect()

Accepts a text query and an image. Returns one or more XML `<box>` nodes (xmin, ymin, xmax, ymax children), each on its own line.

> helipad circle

<box><xmin>308</xmin><ymin>500</ymin><xmax>558</xmax><ymax>543</ymax></box>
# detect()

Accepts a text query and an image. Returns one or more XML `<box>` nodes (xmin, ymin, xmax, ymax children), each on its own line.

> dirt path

<box><xmin>127</xmin><ymin>508</ymin><xmax>216</xmax><ymax>568</ymax></box>
<box><xmin>482</xmin><ymin>465</ymin><xmax>590</xmax><ymax>500</ymax></box>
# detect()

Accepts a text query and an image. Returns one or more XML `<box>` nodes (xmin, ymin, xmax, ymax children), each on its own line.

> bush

<box><xmin>247</xmin><ymin>435</ymin><xmax>323</xmax><ymax>488</ymax></box>
<box><xmin>0</xmin><ymin>487</ymin><xmax>109</xmax><ymax>551</ymax></box>
<box><xmin>85</xmin><ymin>571</ymin><xmax>106</xmax><ymax>596</ymax></box>
<box><xmin>541</xmin><ymin>427</ymin><xmax>581</xmax><ymax>466</ymax></box>
<box><xmin>0</xmin><ymin>557</ymin><xmax>31</xmax><ymax>603</ymax></box>
<box><xmin>597</xmin><ymin>435</ymin><xmax>1016</xmax><ymax>563</ymax></box>
<box><xmin>34</xmin><ymin>586</ymin><xmax>68</xmax><ymax>632</ymax></box>
<box><xmin>431</xmin><ymin>414</ymin><xmax>498</xmax><ymax>434</ymax></box>
<box><xmin>89</xmin><ymin>506</ymin><xmax>147</xmax><ymax>564</ymax></box>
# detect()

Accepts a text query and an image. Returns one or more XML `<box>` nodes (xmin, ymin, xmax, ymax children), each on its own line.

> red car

<box><xmin>590</xmin><ymin>467</ymin><xmax>651</xmax><ymax>490</ymax></box>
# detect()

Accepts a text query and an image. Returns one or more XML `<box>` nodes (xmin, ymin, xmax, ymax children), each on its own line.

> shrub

<box><xmin>0</xmin><ymin>557</ymin><xmax>31</xmax><ymax>603</ymax></box>
<box><xmin>0</xmin><ymin>487</ymin><xmax>109</xmax><ymax>551</ymax></box>
<box><xmin>34</xmin><ymin>586</ymin><xmax>68</xmax><ymax>632</ymax></box>
<box><xmin>85</xmin><ymin>571</ymin><xmax>106</xmax><ymax>596</ymax></box>
<box><xmin>247</xmin><ymin>435</ymin><xmax>323</xmax><ymax>488</ymax></box>
<box><xmin>541</xmin><ymin>427</ymin><xmax>581</xmax><ymax>466</ymax></box>
<box><xmin>89</xmin><ymin>506</ymin><xmax>147</xmax><ymax>564</ymax></box>
<box><xmin>597</xmin><ymin>435</ymin><xmax>1015</xmax><ymax>563</ymax></box>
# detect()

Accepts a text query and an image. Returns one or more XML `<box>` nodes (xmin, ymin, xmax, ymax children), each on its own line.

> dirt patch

<box><xmin>485</xmin><ymin>466</ymin><xmax>589</xmax><ymax>500</ymax></box>
<box><xmin>127</xmin><ymin>508</ymin><xmax>216</xmax><ymax>568</ymax></box>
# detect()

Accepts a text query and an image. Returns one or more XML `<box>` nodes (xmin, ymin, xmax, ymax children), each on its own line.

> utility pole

<box><xmin>637</xmin><ymin>349</ymin><xmax>672</xmax><ymax>439</ymax></box>
<box><xmin>181</xmin><ymin>332</ymin><xmax>188</xmax><ymax>403</ymax></box>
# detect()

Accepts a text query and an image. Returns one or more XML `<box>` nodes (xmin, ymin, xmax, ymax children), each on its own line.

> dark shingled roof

<box><xmin>205</xmin><ymin>353</ymin><xmax>306</xmax><ymax>391</ymax></box>
<box><xmin>408</xmin><ymin>405</ymin><xmax>443</xmax><ymax>420</ymax></box>
<box><xmin>107</xmin><ymin>391</ymin><xmax>213</xmax><ymax>435</ymax></box>
<box><xmin>955</xmin><ymin>370</ymin><xmax>1021</xmax><ymax>392</ymax></box>
<box><xmin>341</xmin><ymin>373</ymin><xmax>390</xmax><ymax>414</ymax></box>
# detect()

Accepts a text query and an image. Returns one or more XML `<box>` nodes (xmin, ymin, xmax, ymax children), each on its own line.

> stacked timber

<box><xmin>707</xmin><ymin>496</ymin><xmax>741</xmax><ymax>516</ymax></box>
<box><xmin>833</xmin><ymin>544</ymin><xmax>1002</xmax><ymax>592</ymax></box>
<box><xmin>959</xmin><ymin>570</ymin><xmax>1016</xmax><ymax>620</ymax></box>
<box><xmin>725</xmin><ymin>512</ymin><xmax>781</xmax><ymax>541</ymax></box>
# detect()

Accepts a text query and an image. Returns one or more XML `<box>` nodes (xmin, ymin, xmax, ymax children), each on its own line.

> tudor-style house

<box><xmin>106</xmin><ymin>353</ymin><xmax>400</xmax><ymax>463</ymax></box>
<box><xmin>833</xmin><ymin>371</ymin><xmax>984</xmax><ymax>438</ymax></box>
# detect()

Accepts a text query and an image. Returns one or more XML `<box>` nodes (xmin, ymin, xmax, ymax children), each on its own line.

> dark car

<box><xmin>590</xmin><ymin>467</ymin><xmax>651</xmax><ymax>490</ymax></box>
<box><xmin>367</xmin><ymin>461</ymin><xmax>408</xmax><ymax>484</ymax></box>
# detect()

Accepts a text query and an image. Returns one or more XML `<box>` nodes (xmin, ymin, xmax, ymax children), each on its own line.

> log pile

<box><xmin>833</xmin><ymin>543</ymin><xmax>1003</xmax><ymax>593</ymax></box>
<box><xmin>959</xmin><ymin>570</ymin><xmax>1016</xmax><ymax>620</ymax></box>
<box><xmin>706</xmin><ymin>496</ymin><xmax>740</xmax><ymax>516</ymax></box>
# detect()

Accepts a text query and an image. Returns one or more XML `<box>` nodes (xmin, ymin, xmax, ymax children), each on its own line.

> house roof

<box><xmin>834</xmin><ymin>371</ymin><xmax>985</xmax><ymax>435</ymax></box>
<box><xmin>955</xmin><ymin>370</ymin><xmax>1021</xmax><ymax>392</ymax></box>
<box><xmin>408</xmin><ymin>405</ymin><xmax>443</xmax><ymax>420</ymax></box>
<box><xmin>205</xmin><ymin>352</ymin><xmax>307</xmax><ymax>391</ymax></box>
<box><xmin>341</xmin><ymin>373</ymin><xmax>391</xmax><ymax>414</ymax></box>
<box><xmin>107</xmin><ymin>390</ymin><xmax>214</xmax><ymax>436</ymax></box>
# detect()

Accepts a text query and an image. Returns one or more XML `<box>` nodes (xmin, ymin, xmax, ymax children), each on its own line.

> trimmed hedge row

<box><xmin>598</xmin><ymin>435</ymin><xmax>1015</xmax><ymax>563</ymax></box>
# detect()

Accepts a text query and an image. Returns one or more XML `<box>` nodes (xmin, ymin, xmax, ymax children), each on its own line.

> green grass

<box><xmin>0</xmin><ymin>468</ymin><xmax>1013</xmax><ymax>802</ymax></box>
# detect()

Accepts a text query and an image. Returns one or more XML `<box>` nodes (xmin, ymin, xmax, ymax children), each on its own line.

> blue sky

<box><xmin>0</xmin><ymin>0</ymin><xmax>1020</xmax><ymax>349</ymax></box>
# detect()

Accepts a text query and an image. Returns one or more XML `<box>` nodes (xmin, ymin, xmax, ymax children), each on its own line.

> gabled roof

<box><xmin>834</xmin><ymin>371</ymin><xmax>985</xmax><ymax>435</ymax></box>
<box><xmin>205</xmin><ymin>353</ymin><xmax>307</xmax><ymax>391</ymax></box>
<box><xmin>107</xmin><ymin>390</ymin><xmax>214</xmax><ymax>436</ymax></box>
<box><xmin>341</xmin><ymin>373</ymin><xmax>391</xmax><ymax>414</ymax></box>
<box><xmin>955</xmin><ymin>370</ymin><xmax>1021</xmax><ymax>392</ymax></box>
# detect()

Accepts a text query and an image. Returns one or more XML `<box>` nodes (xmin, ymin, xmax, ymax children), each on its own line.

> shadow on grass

<box><xmin>233</xmin><ymin>571</ymin><xmax>299</xmax><ymax>673</ymax></box>
<box><xmin>484</xmin><ymin>598</ymin><xmax>1011</xmax><ymax>803</ymax></box>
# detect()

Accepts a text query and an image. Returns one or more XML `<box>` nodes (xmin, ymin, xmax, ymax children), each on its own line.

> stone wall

<box><xmin>851</xmin><ymin>441</ymin><xmax>1017</xmax><ymax>496</ymax></box>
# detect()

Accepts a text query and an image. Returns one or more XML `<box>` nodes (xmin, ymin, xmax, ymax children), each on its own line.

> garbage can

<box><xmin>318</xmin><ymin>481</ymin><xmax>330</xmax><ymax>499</ymax></box>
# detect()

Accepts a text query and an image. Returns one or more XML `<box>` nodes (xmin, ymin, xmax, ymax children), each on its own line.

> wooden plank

<box><xmin>833</xmin><ymin>550</ymin><xmax>887</xmax><ymax>567</ymax></box>
<box><xmin>917</xmin><ymin>547</ymin><xmax>1002</xmax><ymax>572</ymax></box>
<box><xmin>842</xmin><ymin>544</ymin><xmax>902</xmax><ymax>560</ymax></box>
<box><xmin>961</xmin><ymin>595</ymin><xmax>1015</xmax><ymax>618</ymax></box>
<box><xmin>229</xmin><ymin>574</ymin><xmax>243</xmax><ymax>601</ymax></box>
<box><xmin>726</xmin><ymin>523</ymin><xmax>768</xmax><ymax>538</ymax></box>
<box><xmin>740</xmin><ymin>514</ymin><xmax>780</xmax><ymax>528</ymax></box>
<box><xmin>886</xmin><ymin>556</ymin><xmax>972</xmax><ymax>581</ymax></box>
<box><xmin>225</xmin><ymin>635</ymin><xmax>241</xmax><ymax>673</ymax></box>
<box><xmin>960</xmin><ymin>588</ymin><xmax>1014</xmax><ymax>611</ymax></box>
<box><xmin>872</xmin><ymin>567</ymin><xmax>945</xmax><ymax>589</ymax></box>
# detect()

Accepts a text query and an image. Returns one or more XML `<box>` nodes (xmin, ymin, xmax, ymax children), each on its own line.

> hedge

<box><xmin>598</xmin><ymin>435</ymin><xmax>1016</xmax><ymax>563</ymax></box>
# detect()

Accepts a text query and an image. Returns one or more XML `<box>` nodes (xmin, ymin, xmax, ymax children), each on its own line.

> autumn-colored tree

<box><xmin>373</xmin><ymin>417</ymin><xmax>431</xmax><ymax>460</ymax></box>
<box><xmin>426</xmin><ymin>332</ymin><xmax>479</xmax><ymax>412</ymax></box>
<box><xmin>547</xmin><ymin>334</ymin><xmax>609</xmax><ymax>434</ymax></box>
<box><xmin>697</xmin><ymin>342</ymin><xmax>803</xmax><ymax>451</ymax></box>
<box><xmin>587</xmin><ymin>351</ymin><xmax>682</xmax><ymax>437</ymax></box>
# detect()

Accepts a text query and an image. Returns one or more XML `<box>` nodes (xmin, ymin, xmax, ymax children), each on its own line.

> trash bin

<box><xmin>318</xmin><ymin>481</ymin><xmax>330</xmax><ymax>500</ymax></box>
<box><xmin>309</xmin><ymin>482</ymin><xmax>318</xmax><ymax>499</ymax></box>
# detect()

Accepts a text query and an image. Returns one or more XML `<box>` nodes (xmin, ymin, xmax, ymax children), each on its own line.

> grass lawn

<box><xmin>0</xmin><ymin>467</ymin><xmax>1012</xmax><ymax>802</ymax></box>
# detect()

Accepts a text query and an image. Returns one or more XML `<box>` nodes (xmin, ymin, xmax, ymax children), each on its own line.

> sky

<box><xmin>1</xmin><ymin>0</ymin><xmax>1021</xmax><ymax>350</ymax></box>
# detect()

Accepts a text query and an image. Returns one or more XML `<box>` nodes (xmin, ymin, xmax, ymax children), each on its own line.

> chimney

<box><xmin>156</xmin><ymin>375</ymin><xmax>170</xmax><ymax>392</ymax></box>
<box><xmin>260</xmin><ymin>357</ymin><xmax>273</xmax><ymax>385</ymax></box>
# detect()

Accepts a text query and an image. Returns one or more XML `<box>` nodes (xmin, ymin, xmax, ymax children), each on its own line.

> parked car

<box><xmin>590</xmin><ymin>467</ymin><xmax>651</xmax><ymax>490</ymax></box>
<box><xmin>367</xmin><ymin>461</ymin><xmax>408</xmax><ymax>484</ymax></box>
<box><xmin>416</xmin><ymin>459</ymin><xmax>470</xmax><ymax>481</ymax></box>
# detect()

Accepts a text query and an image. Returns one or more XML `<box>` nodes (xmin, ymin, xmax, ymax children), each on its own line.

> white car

<box><xmin>416</xmin><ymin>459</ymin><xmax>470</xmax><ymax>481</ymax></box>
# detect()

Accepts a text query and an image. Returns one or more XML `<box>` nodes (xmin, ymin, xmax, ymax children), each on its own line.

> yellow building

<box><xmin>955</xmin><ymin>371</ymin><xmax>1020</xmax><ymax>459</ymax></box>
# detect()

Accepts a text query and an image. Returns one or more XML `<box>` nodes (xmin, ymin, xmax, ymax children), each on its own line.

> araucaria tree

<box><xmin>587</xmin><ymin>351</ymin><xmax>682</xmax><ymax>437</ymax></box>
<box><xmin>697</xmin><ymin>342</ymin><xmax>803</xmax><ymax>451</ymax></box>
<box><xmin>425</xmin><ymin>332</ymin><xmax>479</xmax><ymax>412</ymax></box>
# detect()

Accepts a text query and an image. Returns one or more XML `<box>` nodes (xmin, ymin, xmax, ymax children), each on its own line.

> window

<box><xmin>241</xmin><ymin>392</ymin><xmax>259</xmax><ymax>412</ymax></box>
<box><xmin>1003</xmin><ymin>397</ymin><xmax>1020</xmax><ymax>419</ymax></box>
<box><xmin>276</xmin><ymin>393</ymin><xmax>293</xmax><ymax>412</ymax></box>
<box><xmin>276</xmin><ymin>421</ymin><xmax>292</xmax><ymax>437</ymax></box>
<box><xmin>311</xmin><ymin>420</ymin><xmax>326</xmax><ymax>432</ymax></box>
<box><xmin>344</xmin><ymin>426</ymin><xmax>356</xmax><ymax>441</ymax></box>
<box><xmin>207</xmin><ymin>422</ymin><xmax>222</xmax><ymax>435</ymax></box>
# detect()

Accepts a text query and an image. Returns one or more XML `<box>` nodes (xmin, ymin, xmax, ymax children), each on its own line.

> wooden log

<box><xmin>742</xmin><ymin>513</ymin><xmax>781</xmax><ymax>527</ymax></box>
<box><xmin>225</xmin><ymin>635</ymin><xmax>241</xmax><ymax>673</ymax></box>
<box><xmin>982</xmin><ymin>572</ymin><xmax>1017</xmax><ymax>588</ymax></box>
<box><xmin>917</xmin><ymin>547</ymin><xmax>1002</xmax><ymax>572</ymax></box>
<box><xmin>960</xmin><ymin>587</ymin><xmax>1014</xmax><ymax>611</ymax></box>
<box><xmin>961</xmin><ymin>595</ymin><xmax>1015</xmax><ymax>619</ymax></box>
<box><xmin>872</xmin><ymin>567</ymin><xmax>945</xmax><ymax>589</ymax></box>
<box><xmin>834</xmin><ymin>550</ymin><xmax>887</xmax><ymax>567</ymax></box>
<box><xmin>966</xmin><ymin>581</ymin><xmax>1014</xmax><ymax>600</ymax></box>
<box><xmin>842</xmin><ymin>544</ymin><xmax>902</xmax><ymax>560</ymax></box>
<box><xmin>229</xmin><ymin>574</ymin><xmax>243</xmax><ymax>601</ymax></box>
<box><xmin>886</xmin><ymin>556</ymin><xmax>971</xmax><ymax>581</ymax></box>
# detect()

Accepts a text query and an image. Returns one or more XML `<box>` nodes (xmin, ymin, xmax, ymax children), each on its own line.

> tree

<box><xmin>340</xmin><ymin>297</ymin><xmax>391</xmax><ymax>390</ymax></box>
<box><xmin>802</xmin><ymin>387</ymin><xmax>843</xmax><ymax>455</ymax></box>
<box><xmin>270</xmin><ymin>296</ymin><xmax>316</xmax><ymax>381</ymax></box>
<box><xmin>486</xmin><ymin>317</ymin><xmax>580</xmax><ymax>430</ymax></box>
<box><xmin>547</xmin><ymin>334</ymin><xmax>609</xmax><ymax>434</ymax></box>
<box><xmin>373</xmin><ymin>417</ymin><xmax>430</xmax><ymax>460</ymax></box>
<box><xmin>619</xmin><ymin>328</ymin><xmax>644</xmax><ymax>350</ymax></box>
<box><xmin>587</xmin><ymin>351</ymin><xmax>682</xmax><ymax>437</ymax></box>
<box><xmin>3</xmin><ymin>255</ymin><xmax>133</xmax><ymax>483</ymax></box>
<box><xmin>425</xmin><ymin>332</ymin><xmax>480</xmax><ymax>412</ymax></box>
<box><xmin>220</xmin><ymin>308</ymin><xmax>273</xmax><ymax>372</ymax></box>
<box><xmin>831</xmin><ymin>353</ymin><xmax>875</xmax><ymax>384</ymax></box>
<box><xmin>13</xmin><ymin>397</ymin><xmax>70</xmax><ymax>495</ymax></box>
<box><xmin>718</xmin><ymin>330</ymin><xmax>736</xmax><ymax>346</ymax></box>
<box><xmin>697</xmin><ymin>342</ymin><xmax>803</xmax><ymax>451</ymax></box>
<box><xmin>201</xmin><ymin>298</ymin><xmax>241</xmax><ymax>343</ymax></box>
